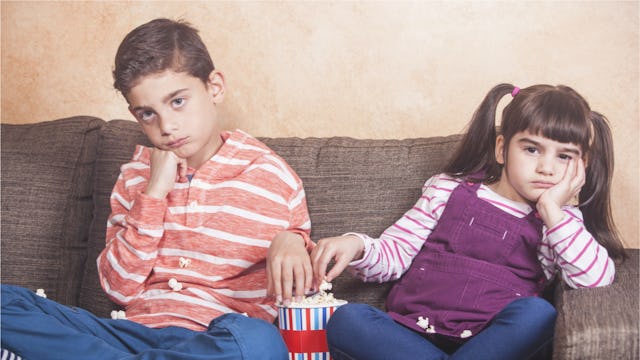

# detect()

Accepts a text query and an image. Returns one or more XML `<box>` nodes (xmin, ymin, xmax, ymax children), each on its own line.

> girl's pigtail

<box><xmin>581</xmin><ymin>111</ymin><xmax>626</xmax><ymax>261</ymax></box>
<box><xmin>444</xmin><ymin>83</ymin><xmax>514</xmax><ymax>182</ymax></box>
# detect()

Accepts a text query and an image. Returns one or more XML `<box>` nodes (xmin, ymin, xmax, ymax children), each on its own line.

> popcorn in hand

<box><xmin>35</xmin><ymin>288</ymin><xmax>47</xmax><ymax>298</ymax></box>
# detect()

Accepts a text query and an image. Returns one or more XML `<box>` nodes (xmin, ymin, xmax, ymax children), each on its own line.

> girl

<box><xmin>310</xmin><ymin>84</ymin><xmax>626</xmax><ymax>360</ymax></box>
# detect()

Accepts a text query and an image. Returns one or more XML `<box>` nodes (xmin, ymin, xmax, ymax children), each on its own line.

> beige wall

<box><xmin>2</xmin><ymin>1</ymin><xmax>638</xmax><ymax>248</ymax></box>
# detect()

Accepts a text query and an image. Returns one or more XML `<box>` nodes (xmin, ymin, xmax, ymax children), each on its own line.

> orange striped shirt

<box><xmin>97</xmin><ymin>130</ymin><xmax>311</xmax><ymax>330</ymax></box>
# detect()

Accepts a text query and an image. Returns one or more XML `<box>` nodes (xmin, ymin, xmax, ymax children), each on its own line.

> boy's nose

<box><xmin>158</xmin><ymin>116</ymin><xmax>178</xmax><ymax>136</ymax></box>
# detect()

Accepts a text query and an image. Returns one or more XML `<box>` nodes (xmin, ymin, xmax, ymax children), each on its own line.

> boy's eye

<box><xmin>172</xmin><ymin>98</ymin><xmax>185</xmax><ymax>108</ymax></box>
<box><xmin>524</xmin><ymin>146</ymin><xmax>538</xmax><ymax>154</ymax></box>
<box><xmin>136</xmin><ymin>110</ymin><xmax>155</xmax><ymax>123</ymax></box>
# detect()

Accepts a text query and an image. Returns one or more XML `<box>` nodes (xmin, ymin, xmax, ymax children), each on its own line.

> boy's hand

<box><xmin>267</xmin><ymin>232</ymin><xmax>312</xmax><ymax>306</ymax></box>
<box><xmin>537</xmin><ymin>158</ymin><xmax>585</xmax><ymax>227</ymax></box>
<box><xmin>310</xmin><ymin>235</ymin><xmax>364</xmax><ymax>289</ymax></box>
<box><xmin>145</xmin><ymin>148</ymin><xmax>188</xmax><ymax>199</ymax></box>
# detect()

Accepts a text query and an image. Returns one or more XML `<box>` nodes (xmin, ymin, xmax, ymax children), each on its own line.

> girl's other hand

<box><xmin>310</xmin><ymin>235</ymin><xmax>364</xmax><ymax>289</ymax></box>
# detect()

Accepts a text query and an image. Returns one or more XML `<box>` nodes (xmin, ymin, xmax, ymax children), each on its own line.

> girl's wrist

<box><xmin>536</xmin><ymin>200</ymin><xmax>565</xmax><ymax>228</ymax></box>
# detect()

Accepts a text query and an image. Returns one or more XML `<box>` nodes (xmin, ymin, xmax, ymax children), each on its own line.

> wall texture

<box><xmin>2</xmin><ymin>1</ymin><xmax>638</xmax><ymax>248</ymax></box>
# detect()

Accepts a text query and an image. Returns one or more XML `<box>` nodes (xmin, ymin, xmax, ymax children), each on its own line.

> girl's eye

<box><xmin>524</xmin><ymin>146</ymin><xmax>538</xmax><ymax>154</ymax></box>
<box><xmin>558</xmin><ymin>153</ymin><xmax>573</xmax><ymax>161</ymax></box>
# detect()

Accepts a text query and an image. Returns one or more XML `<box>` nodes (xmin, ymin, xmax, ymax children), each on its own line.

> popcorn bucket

<box><xmin>277</xmin><ymin>300</ymin><xmax>347</xmax><ymax>360</ymax></box>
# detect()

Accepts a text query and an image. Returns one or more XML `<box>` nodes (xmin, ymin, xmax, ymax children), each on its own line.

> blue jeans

<box><xmin>326</xmin><ymin>297</ymin><xmax>556</xmax><ymax>360</ymax></box>
<box><xmin>1</xmin><ymin>285</ymin><xmax>287</xmax><ymax>360</ymax></box>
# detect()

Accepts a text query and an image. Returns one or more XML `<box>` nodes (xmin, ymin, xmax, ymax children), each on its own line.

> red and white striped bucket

<box><xmin>277</xmin><ymin>300</ymin><xmax>347</xmax><ymax>360</ymax></box>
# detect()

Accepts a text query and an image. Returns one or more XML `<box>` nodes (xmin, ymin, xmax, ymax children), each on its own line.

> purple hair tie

<box><xmin>511</xmin><ymin>86</ymin><xmax>520</xmax><ymax>97</ymax></box>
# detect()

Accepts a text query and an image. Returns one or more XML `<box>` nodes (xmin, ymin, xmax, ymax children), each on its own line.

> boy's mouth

<box><xmin>167</xmin><ymin>137</ymin><xmax>188</xmax><ymax>148</ymax></box>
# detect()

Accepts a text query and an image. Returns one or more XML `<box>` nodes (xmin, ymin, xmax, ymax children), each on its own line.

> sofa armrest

<box><xmin>552</xmin><ymin>249</ymin><xmax>639</xmax><ymax>360</ymax></box>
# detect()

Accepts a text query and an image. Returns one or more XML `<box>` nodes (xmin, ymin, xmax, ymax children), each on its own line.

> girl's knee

<box><xmin>507</xmin><ymin>297</ymin><xmax>557</xmax><ymax>329</ymax></box>
<box><xmin>328</xmin><ymin>303</ymin><xmax>375</xmax><ymax>326</ymax></box>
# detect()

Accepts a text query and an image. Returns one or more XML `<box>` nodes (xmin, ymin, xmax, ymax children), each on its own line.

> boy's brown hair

<box><xmin>113</xmin><ymin>18</ymin><xmax>215</xmax><ymax>96</ymax></box>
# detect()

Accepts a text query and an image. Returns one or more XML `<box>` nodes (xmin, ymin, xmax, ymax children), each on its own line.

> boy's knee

<box><xmin>1</xmin><ymin>285</ymin><xmax>36</xmax><ymax>308</ymax></box>
<box><xmin>211</xmin><ymin>314</ymin><xmax>287</xmax><ymax>360</ymax></box>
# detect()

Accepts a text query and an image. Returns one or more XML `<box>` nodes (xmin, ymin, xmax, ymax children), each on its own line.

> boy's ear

<box><xmin>207</xmin><ymin>70</ymin><xmax>225</xmax><ymax>104</ymax></box>
<box><xmin>495</xmin><ymin>135</ymin><xmax>505</xmax><ymax>164</ymax></box>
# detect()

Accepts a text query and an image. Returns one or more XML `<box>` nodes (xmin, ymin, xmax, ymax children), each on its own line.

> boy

<box><xmin>1</xmin><ymin>18</ymin><xmax>313</xmax><ymax>359</ymax></box>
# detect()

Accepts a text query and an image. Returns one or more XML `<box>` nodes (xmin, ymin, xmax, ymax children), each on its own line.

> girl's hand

<box><xmin>267</xmin><ymin>232</ymin><xmax>312</xmax><ymax>306</ymax></box>
<box><xmin>145</xmin><ymin>149</ymin><xmax>188</xmax><ymax>199</ymax></box>
<box><xmin>537</xmin><ymin>158</ymin><xmax>585</xmax><ymax>227</ymax></box>
<box><xmin>310</xmin><ymin>235</ymin><xmax>364</xmax><ymax>289</ymax></box>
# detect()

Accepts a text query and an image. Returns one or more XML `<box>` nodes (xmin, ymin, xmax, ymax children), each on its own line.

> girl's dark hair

<box><xmin>113</xmin><ymin>18</ymin><xmax>215</xmax><ymax>96</ymax></box>
<box><xmin>444</xmin><ymin>83</ymin><xmax>626</xmax><ymax>261</ymax></box>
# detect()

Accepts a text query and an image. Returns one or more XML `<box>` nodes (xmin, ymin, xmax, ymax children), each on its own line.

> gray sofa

<box><xmin>2</xmin><ymin>117</ymin><xmax>638</xmax><ymax>359</ymax></box>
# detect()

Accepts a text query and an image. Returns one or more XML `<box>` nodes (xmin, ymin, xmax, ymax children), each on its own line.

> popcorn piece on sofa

<box><xmin>35</xmin><ymin>288</ymin><xmax>47</xmax><ymax>298</ymax></box>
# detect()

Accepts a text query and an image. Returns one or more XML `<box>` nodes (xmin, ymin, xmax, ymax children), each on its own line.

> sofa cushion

<box><xmin>553</xmin><ymin>248</ymin><xmax>639</xmax><ymax>360</ymax></box>
<box><xmin>1</xmin><ymin>117</ymin><xmax>104</xmax><ymax>306</ymax></box>
<box><xmin>79</xmin><ymin>120</ymin><xmax>150</xmax><ymax>316</ymax></box>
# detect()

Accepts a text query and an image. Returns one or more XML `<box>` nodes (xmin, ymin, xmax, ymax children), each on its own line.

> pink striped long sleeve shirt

<box><xmin>97</xmin><ymin>130</ymin><xmax>311</xmax><ymax>330</ymax></box>
<box><xmin>349</xmin><ymin>173</ymin><xmax>615</xmax><ymax>289</ymax></box>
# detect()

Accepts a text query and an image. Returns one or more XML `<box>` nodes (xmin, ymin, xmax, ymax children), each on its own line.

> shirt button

<box><xmin>189</xmin><ymin>201</ymin><xmax>198</xmax><ymax>208</ymax></box>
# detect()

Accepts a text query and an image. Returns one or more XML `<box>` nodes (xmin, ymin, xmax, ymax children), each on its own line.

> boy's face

<box><xmin>127</xmin><ymin>70</ymin><xmax>225</xmax><ymax>169</ymax></box>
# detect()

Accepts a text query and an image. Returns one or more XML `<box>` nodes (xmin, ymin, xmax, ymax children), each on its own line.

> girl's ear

<box><xmin>207</xmin><ymin>70</ymin><xmax>225</xmax><ymax>104</ymax></box>
<box><xmin>495</xmin><ymin>135</ymin><xmax>506</xmax><ymax>164</ymax></box>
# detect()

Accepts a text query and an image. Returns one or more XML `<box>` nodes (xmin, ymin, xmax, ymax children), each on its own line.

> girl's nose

<box><xmin>536</xmin><ymin>156</ymin><xmax>555</xmax><ymax>176</ymax></box>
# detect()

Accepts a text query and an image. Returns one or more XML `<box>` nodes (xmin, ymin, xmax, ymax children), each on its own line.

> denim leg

<box><xmin>326</xmin><ymin>303</ymin><xmax>448</xmax><ymax>360</ymax></box>
<box><xmin>2</xmin><ymin>285</ymin><xmax>287</xmax><ymax>360</ymax></box>
<box><xmin>150</xmin><ymin>313</ymin><xmax>288</xmax><ymax>360</ymax></box>
<box><xmin>1</xmin><ymin>284</ymin><xmax>153</xmax><ymax>360</ymax></box>
<box><xmin>450</xmin><ymin>297</ymin><xmax>557</xmax><ymax>360</ymax></box>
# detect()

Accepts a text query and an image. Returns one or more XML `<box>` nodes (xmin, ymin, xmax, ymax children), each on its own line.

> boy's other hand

<box><xmin>267</xmin><ymin>232</ymin><xmax>311</xmax><ymax>306</ymax></box>
<box><xmin>310</xmin><ymin>235</ymin><xmax>364</xmax><ymax>290</ymax></box>
<box><xmin>145</xmin><ymin>148</ymin><xmax>188</xmax><ymax>199</ymax></box>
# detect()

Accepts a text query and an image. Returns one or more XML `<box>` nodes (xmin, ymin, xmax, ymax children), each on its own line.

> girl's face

<box><xmin>491</xmin><ymin>130</ymin><xmax>583</xmax><ymax>204</ymax></box>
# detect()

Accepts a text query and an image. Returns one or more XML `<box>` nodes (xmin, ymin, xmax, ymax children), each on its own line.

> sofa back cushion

<box><xmin>79</xmin><ymin>120</ymin><xmax>151</xmax><ymax>316</ymax></box>
<box><xmin>1</xmin><ymin>117</ymin><xmax>104</xmax><ymax>306</ymax></box>
<box><xmin>80</xmin><ymin>120</ymin><xmax>462</xmax><ymax>315</ymax></box>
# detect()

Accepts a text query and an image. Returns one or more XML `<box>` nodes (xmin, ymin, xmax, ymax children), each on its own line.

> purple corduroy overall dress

<box><xmin>385</xmin><ymin>180</ymin><xmax>546</xmax><ymax>341</ymax></box>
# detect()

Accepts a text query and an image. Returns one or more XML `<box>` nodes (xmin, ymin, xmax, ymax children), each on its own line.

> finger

<box><xmin>281</xmin><ymin>262</ymin><xmax>294</xmax><ymax>305</ymax></box>
<box><xmin>293</xmin><ymin>263</ymin><xmax>306</xmax><ymax>301</ymax></box>
<box><xmin>303</xmin><ymin>256</ymin><xmax>313</xmax><ymax>294</ymax></box>
<box><xmin>266</xmin><ymin>265</ymin><xmax>273</xmax><ymax>297</ymax></box>
<box><xmin>315</xmin><ymin>247</ymin><xmax>334</xmax><ymax>284</ymax></box>
<box><xmin>310</xmin><ymin>245</ymin><xmax>326</xmax><ymax>286</ymax></box>
<box><xmin>271</xmin><ymin>260</ymin><xmax>283</xmax><ymax>304</ymax></box>
<box><xmin>326</xmin><ymin>254</ymin><xmax>350</xmax><ymax>283</ymax></box>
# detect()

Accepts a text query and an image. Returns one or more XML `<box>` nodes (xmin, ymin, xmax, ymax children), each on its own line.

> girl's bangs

<box><xmin>509</xmin><ymin>91</ymin><xmax>591</xmax><ymax>149</ymax></box>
